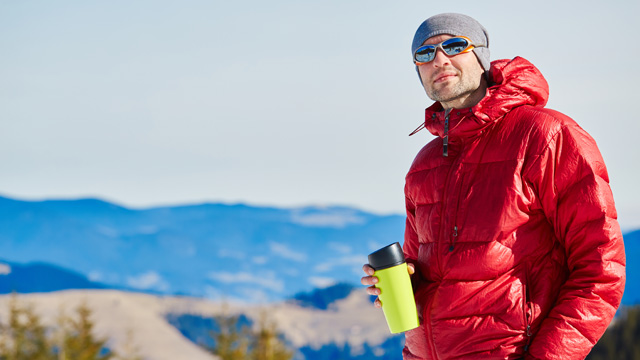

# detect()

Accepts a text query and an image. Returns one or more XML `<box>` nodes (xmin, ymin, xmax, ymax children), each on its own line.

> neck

<box><xmin>440</xmin><ymin>77</ymin><xmax>488</xmax><ymax>111</ymax></box>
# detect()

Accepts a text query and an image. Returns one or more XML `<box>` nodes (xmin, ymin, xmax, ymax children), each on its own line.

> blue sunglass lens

<box><xmin>442</xmin><ymin>38</ymin><xmax>470</xmax><ymax>55</ymax></box>
<box><xmin>415</xmin><ymin>46</ymin><xmax>436</xmax><ymax>63</ymax></box>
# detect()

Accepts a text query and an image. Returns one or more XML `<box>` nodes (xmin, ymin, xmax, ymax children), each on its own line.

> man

<box><xmin>361</xmin><ymin>13</ymin><xmax>626</xmax><ymax>360</ymax></box>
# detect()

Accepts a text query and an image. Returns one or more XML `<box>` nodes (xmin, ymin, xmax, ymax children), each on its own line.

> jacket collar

<box><xmin>422</xmin><ymin>57</ymin><xmax>550</xmax><ymax>142</ymax></box>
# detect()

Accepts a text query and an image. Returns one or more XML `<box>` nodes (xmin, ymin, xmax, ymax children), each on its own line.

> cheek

<box><xmin>459</xmin><ymin>57</ymin><xmax>484</xmax><ymax>78</ymax></box>
<box><xmin>451</xmin><ymin>54</ymin><xmax>480</xmax><ymax>72</ymax></box>
<box><xmin>417</xmin><ymin>66</ymin><xmax>432</xmax><ymax>83</ymax></box>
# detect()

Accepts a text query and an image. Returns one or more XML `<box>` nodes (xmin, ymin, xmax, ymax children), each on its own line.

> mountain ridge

<box><xmin>0</xmin><ymin>195</ymin><xmax>404</xmax><ymax>302</ymax></box>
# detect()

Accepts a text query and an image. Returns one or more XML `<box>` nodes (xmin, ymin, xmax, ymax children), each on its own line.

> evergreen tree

<box><xmin>0</xmin><ymin>296</ymin><xmax>54</xmax><ymax>360</ymax></box>
<box><xmin>209</xmin><ymin>312</ymin><xmax>250</xmax><ymax>360</ymax></box>
<box><xmin>55</xmin><ymin>302</ymin><xmax>113</xmax><ymax>360</ymax></box>
<box><xmin>249</xmin><ymin>313</ymin><xmax>292</xmax><ymax>360</ymax></box>
<box><xmin>208</xmin><ymin>309</ymin><xmax>293</xmax><ymax>360</ymax></box>
<box><xmin>0</xmin><ymin>297</ymin><xmax>140</xmax><ymax>360</ymax></box>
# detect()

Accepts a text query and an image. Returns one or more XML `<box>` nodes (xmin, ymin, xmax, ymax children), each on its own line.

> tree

<box><xmin>208</xmin><ymin>309</ymin><xmax>292</xmax><ymax>360</ymax></box>
<box><xmin>0</xmin><ymin>296</ymin><xmax>54</xmax><ymax>360</ymax></box>
<box><xmin>55</xmin><ymin>302</ymin><xmax>114</xmax><ymax>360</ymax></box>
<box><xmin>209</xmin><ymin>312</ymin><xmax>250</xmax><ymax>360</ymax></box>
<box><xmin>0</xmin><ymin>297</ymin><xmax>139</xmax><ymax>360</ymax></box>
<box><xmin>249</xmin><ymin>313</ymin><xmax>292</xmax><ymax>360</ymax></box>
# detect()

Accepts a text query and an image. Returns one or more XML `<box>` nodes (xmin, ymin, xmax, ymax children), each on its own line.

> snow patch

<box><xmin>290</xmin><ymin>208</ymin><xmax>366</xmax><ymax>228</ymax></box>
<box><xmin>269</xmin><ymin>242</ymin><xmax>306</xmax><ymax>262</ymax></box>
<box><xmin>0</xmin><ymin>263</ymin><xmax>11</xmax><ymax>275</ymax></box>
<box><xmin>208</xmin><ymin>271</ymin><xmax>284</xmax><ymax>292</ymax></box>
<box><xmin>238</xmin><ymin>288</ymin><xmax>270</xmax><ymax>303</ymax></box>
<box><xmin>308</xmin><ymin>276</ymin><xmax>336</xmax><ymax>288</ymax></box>
<box><xmin>88</xmin><ymin>271</ymin><xmax>103</xmax><ymax>282</ymax></box>
<box><xmin>127</xmin><ymin>271</ymin><xmax>170</xmax><ymax>292</ymax></box>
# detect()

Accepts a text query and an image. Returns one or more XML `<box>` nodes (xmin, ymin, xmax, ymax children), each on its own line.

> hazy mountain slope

<box><xmin>622</xmin><ymin>229</ymin><xmax>639</xmax><ymax>305</ymax></box>
<box><xmin>0</xmin><ymin>260</ymin><xmax>107</xmax><ymax>293</ymax></box>
<box><xmin>0</xmin><ymin>289</ymin><xmax>393</xmax><ymax>360</ymax></box>
<box><xmin>0</xmin><ymin>290</ymin><xmax>219</xmax><ymax>360</ymax></box>
<box><xmin>0</xmin><ymin>195</ymin><xmax>405</xmax><ymax>302</ymax></box>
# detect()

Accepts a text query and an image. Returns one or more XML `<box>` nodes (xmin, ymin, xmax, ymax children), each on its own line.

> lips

<box><xmin>433</xmin><ymin>72</ymin><xmax>458</xmax><ymax>83</ymax></box>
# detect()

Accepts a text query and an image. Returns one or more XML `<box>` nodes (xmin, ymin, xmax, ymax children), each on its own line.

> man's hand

<box><xmin>361</xmin><ymin>263</ymin><xmax>415</xmax><ymax>308</ymax></box>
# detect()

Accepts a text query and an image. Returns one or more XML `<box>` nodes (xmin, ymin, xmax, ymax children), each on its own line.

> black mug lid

<box><xmin>368</xmin><ymin>242</ymin><xmax>406</xmax><ymax>270</ymax></box>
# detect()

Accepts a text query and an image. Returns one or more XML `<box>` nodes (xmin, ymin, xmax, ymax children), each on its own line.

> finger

<box><xmin>362</xmin><ymin>264</ymin><xmax>375</xmax><ymax>275</ymax></box>
<box><xmin>361</xmin><ymin>275</ymin><xmax>378</xmax><ymax>286</ymax></box>
<box><xmin>374</xmin><ymin>298</ymin><xmax>382</xmax><ymax>308</ymax></box>
<box><xmin>407</xmin><ymin>263</ymin><xmax>415</xmax><ymax>275</ymax></box>
<box><xmin>366</xmin><ymin>285</ymin><xmax>381</xmax><ymax>296</ymax></box>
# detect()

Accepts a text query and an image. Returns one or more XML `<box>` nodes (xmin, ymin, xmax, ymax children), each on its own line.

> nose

<box><xmin>431</xmin><ymin>48</ymin><xmax>451</xmax><ymax>67</ymax></box>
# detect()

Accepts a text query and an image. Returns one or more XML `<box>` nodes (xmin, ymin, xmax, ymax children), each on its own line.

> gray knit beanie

<box><xmin>412</xmin><ymin>13</ymin><xmax>490</xmax><ymax>71</ymax></box>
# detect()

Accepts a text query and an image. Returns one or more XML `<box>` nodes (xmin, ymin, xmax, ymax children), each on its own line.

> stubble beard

<box><xmin>425</xmin><ymin>70</ymin><xmax>481</xmax><ymax>105</ymax></box>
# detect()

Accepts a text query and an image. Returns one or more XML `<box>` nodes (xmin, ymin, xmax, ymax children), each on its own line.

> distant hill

<box><xmin>0</xmin><ymin>195</ymin><xmax>404</xmax><ymax>302</ymax></box>
<box><xmin>0</xmin><ymin>260</ymin><xmax>107</xmax><ymax>294</ymax></box>
<box><xmin>622</xmin><ymin>229</ymin><xmax>639</xmax><ymax>305</ymax></box>
<box><xmin>290</xmin><ymin>283</ymin><xmax>359</xmax><ymax>310</ymax></box>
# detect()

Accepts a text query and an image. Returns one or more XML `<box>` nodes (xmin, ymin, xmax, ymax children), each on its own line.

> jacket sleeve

<box><xmin>402</xmin><ymin>191</ymin><xmax>427</xmax><ymax>315</ymax></box>
<box><xmin>403</xmin><ymin>193</ymin><xmax>420</xmax><ymax>266</ymax></box>
<box><xmin>523</xmin><ymin>122</ymin><xmax>626</xmax><ymax>360</ymax></box>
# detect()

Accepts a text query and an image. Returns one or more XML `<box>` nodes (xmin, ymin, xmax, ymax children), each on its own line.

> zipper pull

<box><xmin>443</xmin><ymin>110</ymin><xmax>450</xmax><ymax>157</ymax></box>
<box><xmin>449</xmin><ymin>225</ymin><xmax>458</xmax><ymax>251</ymax></box>
<box><xmin>524</xmin><ymin>325</ymin><xmax>532</xmax><ymax>352</ymax></box>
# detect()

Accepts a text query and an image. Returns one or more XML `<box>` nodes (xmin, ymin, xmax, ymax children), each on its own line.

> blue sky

<box><xmin>1</xmin><ymin>0</ymin><xmax>639</xmax><ymax>230</ymax></box>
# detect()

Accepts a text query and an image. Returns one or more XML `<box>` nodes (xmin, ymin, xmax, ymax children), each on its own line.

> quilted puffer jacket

<box><xmin>402</xmin><ymin>57</ymin><xmax>626</xmax><ymax>360</ymax></box>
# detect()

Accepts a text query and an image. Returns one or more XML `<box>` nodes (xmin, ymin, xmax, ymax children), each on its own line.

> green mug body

<box><xmin>374</xmin><ymin>262</ymin><xmax>419</xmax><ymax>333</ymax></box>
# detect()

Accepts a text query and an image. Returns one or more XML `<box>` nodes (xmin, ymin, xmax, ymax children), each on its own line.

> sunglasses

<box><xmin>413</xmin><ymin>36</ymin><xmax>485</xmax><ymax>65</ymax></box>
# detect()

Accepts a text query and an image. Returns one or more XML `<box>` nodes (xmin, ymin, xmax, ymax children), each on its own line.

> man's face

<box><xmin>417</xmin><ymin>34</ymin><xmax>485</xmax><ymax>106</ymax></box>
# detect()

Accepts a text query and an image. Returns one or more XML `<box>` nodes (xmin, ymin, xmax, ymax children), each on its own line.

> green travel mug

<box><xmin>368</xmin><ymin>242</ymin><xmax>419</xmax><ymax>333</ymax></box>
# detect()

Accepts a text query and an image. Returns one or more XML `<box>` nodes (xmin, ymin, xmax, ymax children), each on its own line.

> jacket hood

<box><xmin>423</xmin><ymin>57</ymin><xmax>549</xmax><ymax>140</ymax></box>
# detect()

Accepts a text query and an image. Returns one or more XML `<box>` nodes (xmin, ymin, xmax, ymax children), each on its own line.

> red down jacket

<box><xmin>402</xmin><ymin>57</ymin><xmax>626</xmax><ymax>360</ymax></box>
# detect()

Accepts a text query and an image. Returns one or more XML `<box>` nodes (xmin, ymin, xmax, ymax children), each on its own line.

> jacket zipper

<box><xmin>443</xmin><ymin>109</ymin><xmax>451</xmax><ymax>157</ymax></box>
<box><xmin>449</xmin><ymin>226</ymin><xmax>458</xmax><ymax>252</ymax></box>
<box><xmin>441</xmin><ymin>108</ymin><xmax>458</xmax><ymax>252</ymax></box>
<box><xmin>428</xmin><ymin>109</ymin><xmax>464</xmax><ymax>356</ymax></box>
<box><xmin>429</xmin><ymin>110</ymin><xmax>458</xmax><ymax>358</ymax></box>
<box><xmin>449</xmin><ymin>169</ymin><xmax>466</xmax><ymax>252</ymax></box>
<box><xmin>436</xmin><ymin>110</ymin><xmax>454</xmax><ymax>274</ymax></box>
<box><xmin>523</xmin><ymin>266</ymin><xmax>533</xmax><ymax>352</ymax></box>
